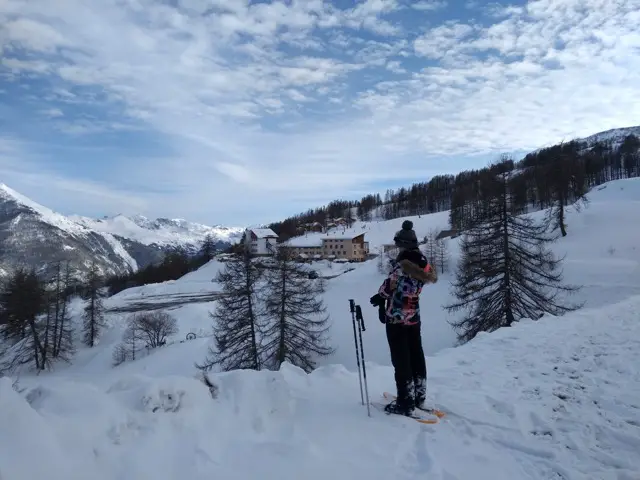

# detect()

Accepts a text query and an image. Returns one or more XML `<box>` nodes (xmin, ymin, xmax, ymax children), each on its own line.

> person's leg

<box><xmin>385</xmin><ymin>322</ymin><xmax>414</xmax><ymax>413</ymax></box>
<box><xmin>407</xmin><ymin>321</ymin><xmax>427</xmax><ymax>408</ymax></box>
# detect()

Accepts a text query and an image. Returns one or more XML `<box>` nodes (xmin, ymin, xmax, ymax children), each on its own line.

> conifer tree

<box><xmin>0</xmin><ymin>268</ymin><xmax>48</xmax><ymax>372</ymax></box>
<box><xmin>261</xmin><ymin>247</ymin><xmax>334</xmax><ymax>372</ymax></box>
<box><xmin>445</xmin><ymin>172</ymin><xmax>582</xmax><ymax>344</ymax></box>
<box><xmin>48</xmin><ymin>261</ymin><xmax>75</xmax><ymax>361</ymax></box>
<box><xmin>82</xmin><ymin>262</ymin><xmax>106</xmax><ymax>347</ymax></box>
<box><xmin>196</xmin><ymin>251</ymin><xmax>264</xmax><ymax>372</ymax></box>
<box><xmin>200</xmin><ymin>234</ymin><xmax>217</xmax><ymax>260</ymax></box>
<box><xmin>544</xmin><ymin>142</ymin><xmax>589</xmax><ymax>237</ymax></box>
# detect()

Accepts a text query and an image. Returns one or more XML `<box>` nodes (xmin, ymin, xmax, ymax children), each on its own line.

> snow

<box><xmin>285</xmin><ymin>235</ymin><xmax>323</xmax><ymax>247</ymax></box>
<box><xmin>4</xmin><ymin>294</ymin><xmax>640</xmax><ymax>480</ymax></box>
<box><xmin>72</xmin><ymin>214</ymin><xmax>245</xmax><ymax>247</ymax></box>
<box><xmin>0</xmin><ymin>183</ymin><xmax>244</xmax><ymax>266</ymax></box>
<box><xmin>248</xmin><ymin>228</ymin><xmax>278</xmax><ymax>238</ymax></box>
<box><xmin>3</xmin><ymin>178</ymin><xmax>640</xmax><ymax>479</ymax></box>
<box><xmin>0</xmin><ymin>183</ymin><xmax>92</xmax><ymax>237</ymax></box>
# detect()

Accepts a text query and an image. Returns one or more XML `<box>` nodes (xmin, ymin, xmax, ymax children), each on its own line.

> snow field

<box><xmin>3</xmin><ymin>294</ymin><xmax>640</xmax><ymax>480</ymax></box>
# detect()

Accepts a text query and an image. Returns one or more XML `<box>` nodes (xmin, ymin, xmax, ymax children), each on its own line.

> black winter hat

<box><xmin>394</xmin><ymin>220</ymin><xmax>418</xmax><ymax>250</ymax></box>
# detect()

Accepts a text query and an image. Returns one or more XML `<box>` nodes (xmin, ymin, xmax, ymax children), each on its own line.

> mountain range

<box><xmin>0</xmin><ymin>183</ymin><xmax>244</xmax><ymax>279</ymax></box>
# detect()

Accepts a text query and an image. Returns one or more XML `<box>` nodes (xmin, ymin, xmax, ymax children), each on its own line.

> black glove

<box><xmin>370</xmin><ymin>293</ymin><xmax>385</xmax><ymax>307</ymax></box>
<box><xmin>377</xmin><ymin>305</ymin><xmax>387</xmax><ymax>324</ymax></box>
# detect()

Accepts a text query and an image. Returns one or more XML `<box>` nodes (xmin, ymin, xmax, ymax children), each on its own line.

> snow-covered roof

<box><xmin>285</xmin><ymin>236</ymin><xmax>323</xmax><ymax>247</ymax></box>
<box><xmin>324</xmin><ymin>232</ymin><xmax>365</xmax><ymax>240</ymax></box>
<box><xmin>249</xmin><ymin>228</ymin><xmax>278</xmax><ymax>238</ymax></box>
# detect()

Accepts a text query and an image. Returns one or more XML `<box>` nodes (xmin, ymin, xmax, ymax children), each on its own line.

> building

<box><xmin>436</xmin><ymin>229</ymin><xmax>459</xmax><ymax>240</ymax></box>
<box><xmin>285</xmin><ymin>232</ymin><xmax>370</xmax><ymax>262</ymax></box>
<box><xmin>243</xmin><ymin>228</ymin><xmax>279</xmax><ymax>256</ymax></box>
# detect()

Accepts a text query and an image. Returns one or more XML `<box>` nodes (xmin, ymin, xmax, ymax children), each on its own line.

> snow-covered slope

<box><xmin>4</xmin><ymin>293</ymin><xmax>640</xmax><ymax>480</ymax></box>
<box><xmin>70</xmin><ymin>213</ymin><xmax>243</xmax><ymax>247</ymax></box>
<box><xmin>579</xmin><ymin>125</ymin><xmax>640</xmax><ymax>147</ymax></box>
<box><xmin>0</xmin><ymin>183</ymin><xmax>243</xmax><ymax>278</ymax></box>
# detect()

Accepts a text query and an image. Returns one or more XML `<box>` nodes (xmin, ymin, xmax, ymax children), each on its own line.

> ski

<box><xmin>382</xmin><ymin>392</ymin><xmax>447</xmax><ymax>419</ymax></box>
<box><xmin>370</xmin><ymin>400</ymin><xmax>439</xmax><ymax>424</ymax></box>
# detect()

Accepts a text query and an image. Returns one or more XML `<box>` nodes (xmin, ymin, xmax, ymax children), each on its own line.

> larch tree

<box><xmin>0</xmin><ymin>268</ymin><xmax>48</xmax><ymax>372</ymax></box>
<box><xmin>82</xmin><ymin>262</ymin><xmax>106</xmax><ymax>347</ymax></box>
<box><xmin>544</xmin><ymin>142</ymin><xmax>589</xmax><ymax>237</ymax></box>
<box><xmin>261</xmin><ymin>246</ymin><xmax>334</xmax><ymax>372</ymax></box>
<box><xmin>196</xmin><ymin>251</ymin><xmax>264</xmax><ymax>372</ymax></box>
<box><xmin>445</xmin><ymin>171</ymin><xmax>582</xmax><ymax>344</ymax></box>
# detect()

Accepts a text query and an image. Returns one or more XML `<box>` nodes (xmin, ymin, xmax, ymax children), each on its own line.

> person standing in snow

<box><xmin>370</xmin><ymin>220</ymin><xmax>437</xmax><ymax>416</ymax></box>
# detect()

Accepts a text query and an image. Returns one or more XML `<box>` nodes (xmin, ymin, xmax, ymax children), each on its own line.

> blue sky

<box><xmin>1</xmin><ymin>0</ymin><xmax>639</xmax><ymax>226</ymax></box>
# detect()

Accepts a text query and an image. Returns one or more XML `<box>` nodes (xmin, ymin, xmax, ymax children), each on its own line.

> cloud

<box><xmin>411</xmin><ymin>0</ymin><xmax>448</xmax><ymax>11</ymax></box>
<box><xmin>0</xmin><ymin>0</ymin><xmax>639</xmax><ymax>225</ymax></box>
<box><xmin>40</xmin><ymin>108</ymin><xmax>63</xmax><ymax>117</ymax></box>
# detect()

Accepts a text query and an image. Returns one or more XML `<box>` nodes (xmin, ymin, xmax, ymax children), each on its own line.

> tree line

<box><xmin>0</xmin><ymin>234</ymin><xmax>223</xmax><ymax>374</ymax></box>
<box><xmin>268</xmin><ymin>134</ymin><xmax>639</xmax><ymax>240</ymax></box>
<box><xmin>196</xmin><ymin>247</ymin><xmax>334</xmax><ymax>374</ymax></box>
<box><xmin>0</xmin><ymin>262</ymin><xmax>107</xmax><ymax>373</ymax></box>
<box><xmin>105</xmin><ymin>235</ymin><xmax>219</xmax><ymax>296</ymax></box>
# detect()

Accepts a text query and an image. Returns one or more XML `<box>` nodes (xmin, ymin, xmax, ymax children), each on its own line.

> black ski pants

<box><xmin>385</xmin><ymin>320</ymin><xmax>427</xmax><ymax>407</ymax></box>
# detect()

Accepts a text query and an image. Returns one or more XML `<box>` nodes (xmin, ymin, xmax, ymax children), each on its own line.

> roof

<box><xmin>285</xmin><ymin>236</ymin><xmax>323</xmax><ymax>247</ymax></box>
<box><xmin>324</xmin><ymin>232</ymin><xmax>364</xmax><ymax>240</ymax></box>
<box><xmin>249</xmin><ymin>228</ymin><xmax>278</xmax><ymax>238</ymax></box>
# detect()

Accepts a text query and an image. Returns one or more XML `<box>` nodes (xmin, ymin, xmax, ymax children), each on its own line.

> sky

<box><xmin>1</xmin><ymin>0</ymin><xmax>639</xmax><ymax>227</ymax></box>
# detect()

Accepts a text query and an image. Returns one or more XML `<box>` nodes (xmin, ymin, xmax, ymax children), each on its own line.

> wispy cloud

<box><xmin>1</xmin><ymin>0</ymin><xmax>639</xmax><ymax>225</ymax></box>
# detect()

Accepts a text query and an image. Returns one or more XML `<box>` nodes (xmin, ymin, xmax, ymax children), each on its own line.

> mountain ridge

<box><xmin>0</xmin><ymin>183</ymin><xmax>245</xmax><ymax>279</ymax></box>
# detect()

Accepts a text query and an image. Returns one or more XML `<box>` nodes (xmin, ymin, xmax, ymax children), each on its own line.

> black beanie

<box><xmin>394</xmin><ymin>220</ymin><xmax>418</xmax><ymax>250</ymax></box>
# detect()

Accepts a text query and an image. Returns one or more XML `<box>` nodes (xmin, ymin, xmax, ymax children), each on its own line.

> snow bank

<box><xmin>5</xmin><ymin>294</ymin><xmax>640</xmax><ymax>480</ymax></box>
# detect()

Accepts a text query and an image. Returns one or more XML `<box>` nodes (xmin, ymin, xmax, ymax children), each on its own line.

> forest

<box><xmin>268</xmin><ymin>134</ymin><xmax>640</xmax><ymax>240</ymax></box>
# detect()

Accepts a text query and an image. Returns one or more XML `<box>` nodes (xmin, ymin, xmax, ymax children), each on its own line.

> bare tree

<box><xmin>196</xmin><ymin>251</ymin><xmax>264</xmax><ymax>372</ymax></box>
<box><xmin>82</xmin><ymin>262</ymin><xmax>106</xmax><ymax>347</ymax></box>
<box><xmin>261</xmin><ymin>247</ymin><xmax>334</xmax><ymax>372</ymax></box>
<box><xmin>445</xmin><ymin>172</ymin><xmax>582</xmax><ymax>344</ymax></box>
<box><xmin>45</xmin><ymin>262</ymin><xmax>75</xmax><ymax>362</ymax></box>
<box><xmin>435</xmin><ymin>238</ymin><xmax>450</xmax><ymax>274</ymax></box>
<box><xmin>120</xmin><ymin>321</ymin><xmax>144</xmax><ymax>362</ymax></box>
<box><xmin>423</xmin><ymin>229</ymin><xmax>438</xmax><ymax>264</ymax></box>
<box><xmin>128</xmin><ymin>311</ymin><xmax>178</xmax><ymax>348</ymax></box>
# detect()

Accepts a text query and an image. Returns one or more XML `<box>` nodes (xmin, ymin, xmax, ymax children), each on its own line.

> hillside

<box><xmin>269</xmin><ymin>125</ymin><xmax>640</xmax><ymax>240</ymax></box>
<box><xmin>4</xmin><ymin>293</ymin><xmax>639</xmax><ymax>480</ymax></box>
<box><xmin>0</xmin><ymin>183</ymin><xmax>244</xmax><ymax>279</ymax></box>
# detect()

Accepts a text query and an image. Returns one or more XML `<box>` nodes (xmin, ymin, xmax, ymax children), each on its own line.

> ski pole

<box><xmin>349</xmin><ymin>299</ymin><xmax>365</xmax><ymax>405</ymax></box>
<box><xmin>355</xmin><ymin>304</ymin><xmax>371</xmax><ymax>417</ymax></box>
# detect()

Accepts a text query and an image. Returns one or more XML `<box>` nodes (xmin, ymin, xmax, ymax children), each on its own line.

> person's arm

<box><xmin>378</xmin><ymin>268</ymin><xmax>399</xmax><ymax>298</ymax></box>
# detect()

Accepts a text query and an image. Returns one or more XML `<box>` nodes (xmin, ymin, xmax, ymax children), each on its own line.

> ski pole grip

<box><xmin>355</xmin><ymin>305</ymin><xmax>365</xmax><ymax>331</ymax></box>
<box><xmin>349</xmin><ymin>299</ymin><xmax>355</xmax><ymax>313</ymax></box>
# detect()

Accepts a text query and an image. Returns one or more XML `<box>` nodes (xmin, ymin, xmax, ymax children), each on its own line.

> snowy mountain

<box><xmin>578</xmin><ymin>125</ymin><xmax>640</xmax><ymax>147</ymax></box>
<box><xmin>0</xmin><ymin>183</ymin><xmax>244</xmax><ymax>279</ymax></box>
<box><xmin>2</xmin><ymin>177</ymin><xmax>640</xmax><ymax>479</ymax></box>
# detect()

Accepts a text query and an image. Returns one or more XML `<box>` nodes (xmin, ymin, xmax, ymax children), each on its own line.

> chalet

<box><xmin>243</xmin><ymin>228</ymin><xmax>279</xmax><ymax>256</ymax></box>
